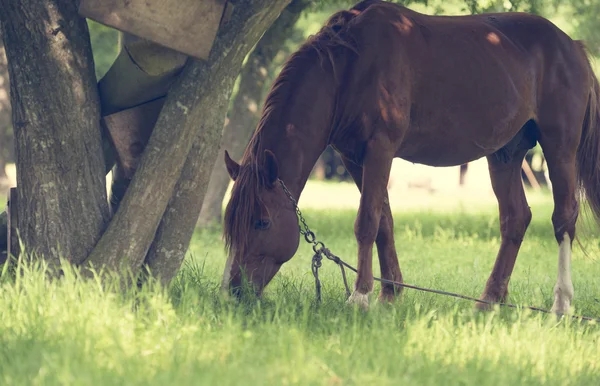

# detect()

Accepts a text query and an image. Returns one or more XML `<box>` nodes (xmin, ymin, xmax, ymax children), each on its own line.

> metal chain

<box><xmin>279</xmin><ymin>179</ymin><xmax>351</xmax><ymax>301</ymax></box>
<box><xmin>277</xmin><ymin>178</ymin><xmax>600</xmax><ymax>323</ymax></box>
<box><xmin>279</xmin><ymin>179</ymin><xmax>318</xmax><ymax>245</ymax></box>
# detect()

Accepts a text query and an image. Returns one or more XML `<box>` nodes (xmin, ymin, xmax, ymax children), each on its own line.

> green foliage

<box><xmin>571</xmin><ymin>0</ymin><xmax>600</xmax><ymax>54</ymax></box>
<box><xmin>2</xmin><ymin>195</ymin><xmax>600</xmax><ymax>384</ymax></box>
<box><xmin>458</xmin><ymin>0</ymin><xmax>600</xmax><ymax>56</ymax></box>
<box><xmin>310</xmin><ymin>0</ymin><xmax>428</xmax><ymax>11</ymax></box>
<box><xmin>87</xmin><ymin>20</ymin><xmax>119</xmax><ymax>80</ymax></box>
<box><xmin>463</xmin><ymin>0</ymin><xmax>546</xmax><ymax>14</ymax></box>
<box><xmin>308</xmin><ymin>0</ymin><xmax>553</xmax><ymax>15</ymax></box>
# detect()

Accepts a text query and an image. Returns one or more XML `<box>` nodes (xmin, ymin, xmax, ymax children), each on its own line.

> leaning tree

<box><xmin>0</xmin><ymin>0</ymin><xmax>291</xmax><ymax>285</ymax></box>
<box><xmin>198</xmin><ymin>0</ymin><xmax>313</xmax><ymax>227</ymax></box>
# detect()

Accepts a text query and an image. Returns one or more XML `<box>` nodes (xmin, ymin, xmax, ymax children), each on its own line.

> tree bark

<box><xmin>197</xmin><ymin>0</ymin><xmax>311</xmax><ymax>228</ymax></box>
<box><xmin>0</xmin><ymin>0</ymin><xmax>110</xmax><ymax>267</ymax></box>
<box><xmin>0</xmin><ymin>210</ymin><xmax>7</xmax><ymax>265</ymax></box>
<box><xmin>84</xmin><ymin>0</ymin><xmax>292</xmax><ymax>279</ymax></box>
<box><xmin>0</xmin><ymin>35</ymin><xmax>11</xmax><ymax>180</ymax></box>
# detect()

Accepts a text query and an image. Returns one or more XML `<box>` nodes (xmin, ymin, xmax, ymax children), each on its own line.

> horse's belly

<box><xmin>396</xmin><ymin>142</ymin><xmax>490</xmax><ymax>166</ymax></box>
<box><xmin>396</xmin><ymin>125</ymin><xmax>519</xmax><ymax>166</ymax></box>
<box><xmin>398</xmin><ymin>96</ymin><xmax>533</xmax><ymax>166</ymax></box>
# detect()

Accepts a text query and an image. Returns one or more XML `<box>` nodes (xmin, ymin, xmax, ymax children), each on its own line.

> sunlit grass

<box><xmin>2</xmin><ymin>191</ymin><xmax>600</xmax><ymax>385</ymax></box>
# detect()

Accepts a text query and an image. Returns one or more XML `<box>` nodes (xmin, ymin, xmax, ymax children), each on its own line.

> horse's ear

<box><xmin>224</xmin><ymin>150</ymin><xmax>240</xmax><ymax>181</ymax></box>
<box><xmin>263</xmin><ymin>149</ymin><xmax>279</xmax><ymax>185</ymax></box>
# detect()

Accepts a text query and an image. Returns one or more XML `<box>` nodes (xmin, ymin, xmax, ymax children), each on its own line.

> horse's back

<box><xmin>353</xmin><ymin>1</ymin><xmax>590</xmax><ymax>96</ymax></box>
<box><xmin>337</xmin><ymin>1</ymin><xmax>591</xmax><ymax>166</ymax></box>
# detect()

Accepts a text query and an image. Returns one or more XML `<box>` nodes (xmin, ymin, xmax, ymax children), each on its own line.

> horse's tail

<box><xmin>575</xmin><ymin>42</ymin><xmax>600</xmax><ymax>230</ymax></box>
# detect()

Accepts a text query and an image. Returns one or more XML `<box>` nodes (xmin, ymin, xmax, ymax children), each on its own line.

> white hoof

<box><xmin>551</xmin><ymin>284</ymin><xmax>574</xmax><ymax>315</ymax></box>
<box><xmin>551</xmin><ymin>233</ymin><xmax>574</xmax><ymax>316</ymax></box>
<box><xmin>347</xmin><ymin>291</ymin><xmax>370</xmax><ymax>310</ymax></box>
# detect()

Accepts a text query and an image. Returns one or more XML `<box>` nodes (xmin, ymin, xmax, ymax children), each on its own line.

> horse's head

<box><xmin>221</xmin><ymin>149</ymin><xmax>300</xmax><ymax>298</ymax></box>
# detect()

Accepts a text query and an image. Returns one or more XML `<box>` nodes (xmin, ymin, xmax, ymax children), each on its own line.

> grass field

<box><xmin>3</xmin><ymin>3</ymin><xmax>600</xmax><ymax>384</ymax></box>
<box><xmin>2</xmin><ymin>182</ymin><xmax>600</xmax><ymax>385</ymax></box>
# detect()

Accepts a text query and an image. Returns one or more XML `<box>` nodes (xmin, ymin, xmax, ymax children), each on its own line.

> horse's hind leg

<box><xmin>538</xmin><ymin>131</ymin><xmax>580</xmax><ymax>315</ymax></box>
<box><xmin>478</xmin><ymin>149</ymin><xmax>532</xmax><ymax>310</ymax></box>
<box><xmin>341</xmin><ymin>155</ymin><xmax>403</xmax><ymax>303</ymax></box>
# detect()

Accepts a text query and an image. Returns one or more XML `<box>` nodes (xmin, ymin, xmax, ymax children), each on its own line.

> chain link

<box><xmin>279</xmin><ymin>179</ymin><xmax>320</xmax><ymax>246</ymax></box>
<box><xmin>279</xmin><ymin>179</ymin><xmax>351</xmax><ymax>301</ymax></box>
<box><xmin>279</xmin><ymin>179</ymin><xmax>328</xmax><ymax>254</ymax></box>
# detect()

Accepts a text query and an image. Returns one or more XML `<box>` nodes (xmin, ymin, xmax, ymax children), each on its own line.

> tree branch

<box><xmin>84</xmin><ymin>0</ymin><xmax>292</xmax><ymax>277</ymax></box>
<box><xmin>198</xmin><ymin>0</ymin><xmax>312</xmax><ymax>228</ymax></box>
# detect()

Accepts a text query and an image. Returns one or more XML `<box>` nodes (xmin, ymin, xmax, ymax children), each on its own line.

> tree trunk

<box><xmin>0</xmin><ymin>38</ymin><xmax>8</xmax><ymax>263</ymax></box>
<box><xmin>85</xmin><ymin>0</ymin><xmax>292</xmax><ymax>280</ymax></box>
<box><xmin>0</xmin><ymin>210</ymin><xmax>7</xmax><ymax>265</ymax></box>
<box><xmin>0</xmin><ymin>0</ymin><xmax>110</xmax><ymax>267</ymax></box>
<box><xmin>0</xmin><ymin>35</ymin><xmax>11</xmax><ymax>181</ymax></box>
<box><xmin>197</xmin><ymin>0</ymin><xmax>310</xmax><ymax>228</ymax></box>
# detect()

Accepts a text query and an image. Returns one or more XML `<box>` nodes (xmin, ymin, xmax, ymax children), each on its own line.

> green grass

<box><xmin>2</xmin><ymin>194</ymin><xmax>600</xmax><ymax>385</ymax></box>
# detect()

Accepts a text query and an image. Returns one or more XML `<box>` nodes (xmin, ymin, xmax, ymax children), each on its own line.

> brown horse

<box><xmin>221</xmin><ymin>0</ymin><xmax>600</xmax><ymax>313</ymax></box>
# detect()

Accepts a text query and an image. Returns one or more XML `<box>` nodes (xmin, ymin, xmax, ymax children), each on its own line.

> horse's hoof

<box><xmin>347</xmin><ymin>290</ymin><xmax>370</xmax><ymax>310</ymax></box>
<box><xmin>550</xmin><ymin>298</ymin><xmax>572</xmax><ymax>316</ymax></box>
<box><xmin>475</xmin><ymin>289</ymin><xmax>506</xmax><ymax>312</ymax></box>
<box><xmin>551</xmin><ymin>284</ymin><xmax>574</xmax><ymax>316</ymax></box>
<box><xmin>377</xmin><ymin>291</ymin><xmax>398</xmax><ymax>305</ymax></box>
<box><xmin>474</xmin><ymin>301</ymin><xmax>496</xmax><ymax>312</ymax></box>
<box><xmin>474</xmin><ymin>296</ymin><xmax>503</xmax><ymax>312</ymax></box>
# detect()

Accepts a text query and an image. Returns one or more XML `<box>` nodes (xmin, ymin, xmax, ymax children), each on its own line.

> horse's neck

<box><xmin>256</xmin><ymin>57</ymin><xmax>339</xmax><ymax>200</ymax></box>
<box><xmin>271</xmin><ymin>134</ymin><xmax>326</xmax><ymax>201</ymax></box>
<box><xmin>258</xmin><ymin>117</ymin><xmax>332</xmax><ymax>202</ymax></box>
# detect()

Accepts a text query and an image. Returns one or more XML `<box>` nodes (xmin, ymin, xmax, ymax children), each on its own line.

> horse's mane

<box><xmin>222</xmin><ymin>3</ymin><xmax>371</xmax><ymax>257</ymax></box>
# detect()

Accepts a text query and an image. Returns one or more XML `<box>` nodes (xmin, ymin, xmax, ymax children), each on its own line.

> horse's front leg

<box><xmin>347</xmin><ymin>137</ymin><xmax>395</xmax><ymax>310</ymax></box>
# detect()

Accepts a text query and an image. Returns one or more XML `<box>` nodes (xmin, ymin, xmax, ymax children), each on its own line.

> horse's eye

<box><xmin>254</xmin><ymin>219</ymin><xmax>271</xmax><ymax>230</ymax></box>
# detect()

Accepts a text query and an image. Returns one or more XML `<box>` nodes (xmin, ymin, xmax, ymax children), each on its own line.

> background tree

<box><xmin>463</xmin><ymin>0</ymin><xmax>548</xmax><ymax>14</ymax></box>
<box><xmin>0</xmin><ymin>35</ymin><xmax>10</xmax><ymax>265</ymax></box>
<box><xmin>571</xmin><ymin>0</ymin><xmax>600</xmax><ymax>54</ymax></box>
<box><xmin>0</xmin><ymin>35</ymin><xmax>11</xmax><ymax>183</ymax></box>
